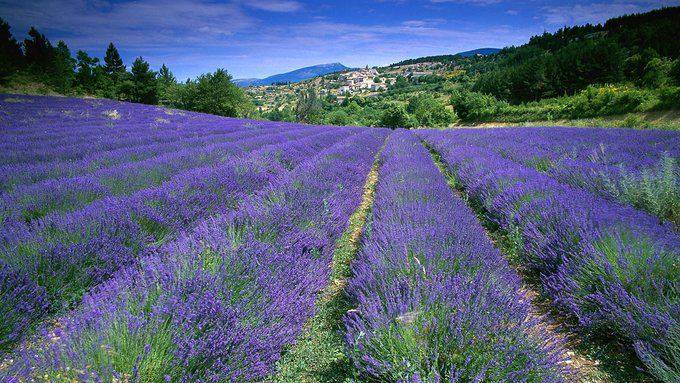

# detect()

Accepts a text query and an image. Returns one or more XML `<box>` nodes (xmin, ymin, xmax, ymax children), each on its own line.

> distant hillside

<box><xmin>391</xmin><ymin>48</ymin><xmax>500</xmax><ymax>66</ymax></box>
<box><xmin>235</xmin><ymin>63</ymin><xmax>350</xmax><ymax>87</ymax></box>
<box><xmin>472</xmin><ymin>6</ymin><xmax>680</xmax><ymax>103</ymax></box>
<box><xmin>456</xmin><ymin>48</ymin><xmax>502</xmax><ymax>57</ymax></box>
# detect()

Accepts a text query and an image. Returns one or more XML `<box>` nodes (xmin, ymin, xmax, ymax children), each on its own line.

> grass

<box><xmin>0</xmin><ymin>73</ymin><xmax>63</xmax><ymax>96</ymax></box>
<box><xmin>37</xmin><ymin>282</ymin><xmax>178</xmax><ymax>383</ymax></box>
<box><xmin>602</xmin><ymin>154</ymin><xmax>679</xmax><ymax>228</ymax></box>
<box><xmin>273</xmin><ymin>141</ymin><xmax>384</xmax><ymax>383</ymax></box>
<box><xmin>463</xmin><ymin>110</ymin><xmax>680</xmax><ymax>131</ymax></box>
<box><xmin>420</xmin><ymin>140</ymin><xmax>655</xmax><ymax>383</ymax></box>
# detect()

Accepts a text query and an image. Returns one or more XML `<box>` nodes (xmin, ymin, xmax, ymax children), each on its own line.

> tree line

<box><xmin>470</xmin><ymin>7</ymin><xmax>680</xmax><ymax>104</ymax></box>
<box><xmin>0</xmin><ymin>18</ymin><xmax>252</xmax><ymax>117</ymax></box>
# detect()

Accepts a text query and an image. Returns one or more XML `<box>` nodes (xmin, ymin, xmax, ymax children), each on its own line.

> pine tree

<box><xmin>157</xmin><ymin>63</ymin><xmax>178</xmax><ymax>105</ymax></box>
<box><xmin>23</xmin><ymin>27</ymin><xmax>53</xmax><ymax>71</ymax></box>
<box><xmin>103</xmin><ymin>42</ymin><xmax>125</xmax><ymax>78</ymax></box>
<box><xmin>75</xmin><ymin>50</ymin><xmax>100</xmax><ymax>94</ymax></box>
<box><xmin>0</xmin><ymin>17</ymin><xmax>23</xmax><ymax>83</ymax></box>
<box><xmin>120</xmin><ymin>56</ymin><xmax>158</xmax><ymax>104</ymax></box>
<box><xmin>158</xmin><ymin>63</ymin><xmax>176</xmax><ymax>84</ymax></box>
<box><xmin>23</xmin><ymin>27</ymin><xmax>75</xmax><ymax>92</ymax></box>
<box><xmin>51</xmin><ymin>41</ymin><xmax>76</xmax><ymax>92</ymax></box>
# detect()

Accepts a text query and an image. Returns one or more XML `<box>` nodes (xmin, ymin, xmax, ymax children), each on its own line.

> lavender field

<box><xmin>0</xmin><ymin>95</ymin><xmax>678</xmax><ymax>383</ymax></box>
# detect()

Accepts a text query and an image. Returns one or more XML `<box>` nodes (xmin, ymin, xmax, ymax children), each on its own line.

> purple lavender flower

<box><xmin>344</xmin><ymin>131</ymin><xmax>567</xmax><ymax>382</ymax></box>
<box><xmin>419</xmin><ymin>128</ymin><xmax>679</xmax><ymax>381</ymax></box>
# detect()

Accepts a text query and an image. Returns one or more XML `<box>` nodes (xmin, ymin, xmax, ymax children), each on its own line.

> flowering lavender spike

<box><xmin>344</xmin><ymin>130</ymin><xmax>567</xmax><ymax>382</ymax></box>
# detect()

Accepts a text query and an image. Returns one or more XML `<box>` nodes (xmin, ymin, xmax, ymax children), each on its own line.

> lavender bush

<box><xmin>420</xmin><ymin>129</ymin><xmax>679</xmax><ymax>382</ymax></box>
<box><xmin>3</xmin><ymin>94</ymin><xmax>676</xmax><ymax>382</ymax></box>
<box><xmin>0</xmin><ymin>95</ymin><xmax>365</xmax><ymax>353</ymax></box>
<box><xmin>444</xmin><ymin>126</ymin><xmax>679</xmax><ymax>226</ymax></box>
<box><xmin>5</xmin><ymin>128</ymin><xmax>387</xmax><ymax>381</ymax></box>
<box><xmin>343</xmin><ymin>131</ymin><xmax>566</xmax><ymax>382</ymax></box>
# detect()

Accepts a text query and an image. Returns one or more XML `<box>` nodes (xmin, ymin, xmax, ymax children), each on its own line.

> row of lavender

<box><xmin>0</xmin><ymin>126</ymin><xmax>358</xmax><ymax>352</ymax></box>
<box><xmin>0</xmin><ymin>125</ymin><xmax>289</xmax><ymax>193</ymax></box>
<box><xmin>449</xmin><ymin>127</ymin><xmax>679</xmax><ymax>227</ymax></box>
<box><xmin>343</xmin><ymin>131</ymin><xmax>567</xmax><ymax>382</ymax></box>
<box><xmin>420</xmin><ymin>130</ymin><xmax>679</xmax><ymax>382</ymax></box>
<box><xmin>0</xmin><ymin>95</ymin><xmax>362</xmax><ymax>352</ymax></box>
<box><xmin>0</xmin><ymin>127</ymin><xmax>315</xmax><ymax>225</ymax></box>
<box><xmin>0</xmin><ymin>95</ymin><xmax>306</xmax><ymax>191</ymax></box>
<box><xmin>1</xmin><ymin>95</ymin><xmax>230</xmax><ymax>165</ymax></box>
<box><xmin>5</xmin><ymin>129</ymin><xmax>388</xmax><ymax>382</ymax></box>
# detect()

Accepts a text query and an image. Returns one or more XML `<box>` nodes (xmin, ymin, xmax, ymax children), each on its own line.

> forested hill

<box><xmin>253</xmin><ymin>7</ymin><xmax>679</xmax><ymax>129</ymax></box>
<box><xmin>391</xmin><ymin>48</ymin><xmax>501</xmax><ymax>66</ymax></box>
<box><xmin>470</xmin><ymin>6</ymin><xmax>680</xmax><ymax>103</ymax></box>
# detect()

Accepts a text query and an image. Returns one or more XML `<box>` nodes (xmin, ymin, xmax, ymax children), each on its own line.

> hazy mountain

<box><xmin>234</xmin><ymin>63</ymin><xmax>350</xmax><ymax>87</ymax></box>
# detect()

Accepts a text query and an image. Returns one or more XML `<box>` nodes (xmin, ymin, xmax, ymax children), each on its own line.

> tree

<box><xmin>75</xmin><ymin>50</ymin><xmax>101</xmax><ymax>94</ymax></box>
<box><xmin>407</xmin><ymin>94</ymin><xmax>455</xmax><ymax>127</ymax></box>
<box><xmin>450</xmin><ymin>90</ymin><xmax>501</xmax><ymax>121</ymax></box>
<box><xmin>265</xmin><ymin>106</ymin><xmax>295</xmax><ymax>122</ymax></box>
<box><xmin>393</xmin><ymin>75</ymin><xmax>408</xmax><ymax>89</ymax></box>
<box><xmin>670</xmin><ymin>59</ymin><xmax>680</xmax><ymax>86</ymax></box>
<box><xmin>326</xmin><ymin>109</ymin><xmax>351</xmax><ymax>126</ymax></box>
<box><xmin>547</xmin><ymin>38</ymin><xmax>625</xmax><ymax>96</ymax></box>
<box><xmin>23</xmin><ymin>28</ymin><xmax>74</xmax><ymax>92</ymax></box>
<box><xmin>119</xmin><ymin>56</ymin><xmax>158</xmax><ymax>104</ymax></box>
<box><xmin>23</xmin><ymin>27</ymin><xmax>53</xmax><ymax>72</ymax></box>
<box><xmin>157</xmin><ymin>63</ymin><xmax>178</xmax><ymax>105</ymax></box>
<box><xmin>295</xmin><ymin>87</ymin><xmax>322</xmax><ymax>123</ymax></box>
<box><xmin>158</xmin><ymin>64</ymin><xmax>176</xmax><ymax>84</ymax></box>
<box><xmin>380</xmin><ymin>104</ymin><xmax>413</xmax><ymax>129</ymax></box>
<box><xmin>641</xmin><ymin>57</ymin><xmax>672</xmax><ymax>88</ymax></box>
<box><xmin>103</xmin><ymin>42</ymin><xmax>125</xmax><ymax>79</ymax></box>
<box><xmin>51</xmin><ymin>41</ymin><xmax>76</xmax><ymax>92</ymax></box>
<box><xmin>0</xmin><ymin>17</ymin><xmax>23</xmax><ymax>83</ymax></box>
<box><xmin>176</xmin><ymin>69</ymin><xmax>252</xmax><ymax>117</ymax></box>
<box><xmin>624</xmin><ymin>48</ymin><xmax>659</xmax><ymax>84</ymax></box>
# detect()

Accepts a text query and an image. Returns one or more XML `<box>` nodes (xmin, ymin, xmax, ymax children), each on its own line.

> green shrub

<box><xmin>621</xmin><ymin>114</ymin><xmax>652</xmax><ymax>129</ymax></box>
<box><xmin>475</xmin><ymin>85</ymin><xmax>658</xmax><ymax>123</ymax></box>
<box><xmin>602</xmin><ymin>154</ymin><xmax>679</xmax><ymax>228</ymax></box>
<box><xmin>407</xmin><ymin>94</ymin><xmax>455</xmax><ymax>127</ymax></box>
<box><xmin>449</xmin><ymin>90</ymin><xmax>504</xmax><ymax>121</ymax></box>
<box><xmin>566</xmin><ymin>85</ymin><xmax>651</xmax><ymax>117</ymax></box>
<box><xmin>325</xmin><ymin>109</ymin><xmax>351</xmax><ymax>126</ymax></box>
<box><xmin>380</xmin><ymin>104</ymin><xmax>415</xmax><ymax>128</ymax></box>
<box><xmin>656</xmin><ymin>86</ymin><xmax>680</xmax><ymax>109</ymax></box>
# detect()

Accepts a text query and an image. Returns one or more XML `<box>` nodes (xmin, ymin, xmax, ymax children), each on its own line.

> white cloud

<box><xmin>244</xmin><ymin>0</ymin><xmax>302</xmax><ymax>12</ymax></box>
<box><xmin>0</xmin><ymin>0</ymin><xmax>254</xmax><ymax>48</ymax></box>
<box><xmin>540</xmin><ymin>1</ymin><xmax>675</xmax><ymax>26</ymax></box>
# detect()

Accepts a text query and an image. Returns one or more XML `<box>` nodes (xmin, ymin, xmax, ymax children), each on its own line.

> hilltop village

<box><xmin>247</xmin><ymin>61</ymin><xmax>448</xmax><ymax>112</ymax></box>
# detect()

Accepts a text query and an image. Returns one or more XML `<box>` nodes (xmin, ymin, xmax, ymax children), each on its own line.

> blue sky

<box><xmin>1</xmin><ymin>0</ymin><xmax>677</xmax><ymax>80</ymax></box>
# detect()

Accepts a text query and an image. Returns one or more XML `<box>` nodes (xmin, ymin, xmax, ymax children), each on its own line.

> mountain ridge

<box><xmin>234</xmin><ymin>63</ymin><xmax>350</xmax><ymax>87</ymax></box>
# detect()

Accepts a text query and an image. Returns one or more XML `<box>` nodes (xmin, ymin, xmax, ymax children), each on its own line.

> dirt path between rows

<box><xmin>423</xmin><ymin>140</ymin><xmax>612</xmax><ymax>383</ymax></box>
<box><xmin>273</xmin><ymin>136</ymin><xmax>386</xmax><ymax>383</ymax></box>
